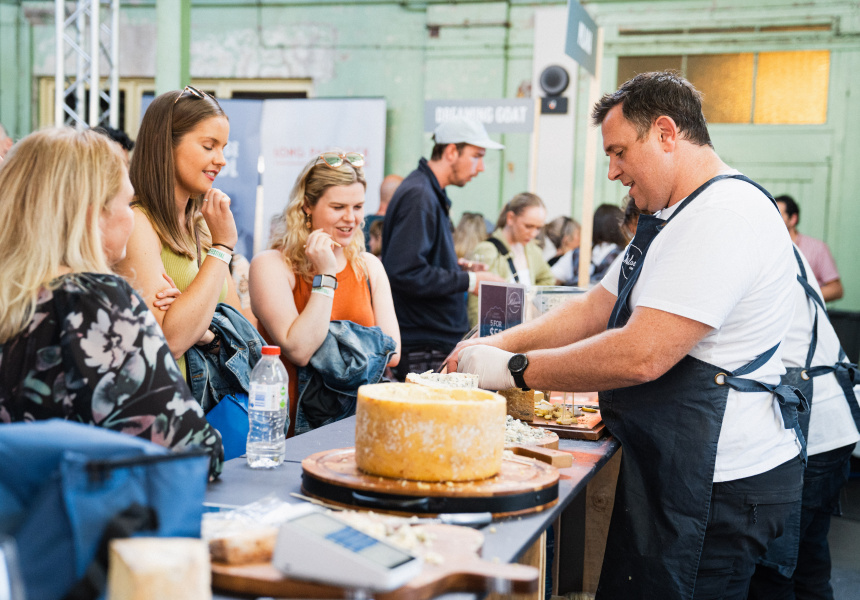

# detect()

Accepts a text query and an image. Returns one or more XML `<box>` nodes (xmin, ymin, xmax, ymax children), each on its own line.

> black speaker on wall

<box><xmin>539</xmin><ymin>65</ymin><xmax>570</xmax><ymax>114</ymax></box>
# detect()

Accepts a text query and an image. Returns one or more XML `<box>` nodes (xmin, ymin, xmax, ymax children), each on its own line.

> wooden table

<box><xmin>207</xmin><ymin>416</ymin><xmax>619</xmax><ymax>600</ymax></box>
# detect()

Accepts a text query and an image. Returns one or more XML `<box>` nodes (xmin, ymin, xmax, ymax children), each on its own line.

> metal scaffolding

<box><xmin>54</xmin><ymin>0</ymin><xmax>120</xmax><ymax>129</ymax></box>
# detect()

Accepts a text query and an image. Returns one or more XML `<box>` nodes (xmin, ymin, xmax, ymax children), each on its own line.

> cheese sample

<box><xmin>355</xmin><ymin>382</ymin><xmax>505</xmax><ymax>482</ymax></box>
<box><xmin>208</xmin><ymin>527</ymin><xmax>278</xmax><ymax>565</ymax></box>
<box><xmin>107</xmin><ymin>538</ymin><xmax>211</xmax><ymax>600</ymax></box>
<box><xmin>405</xmin><ymin>370</ymin><xmax>479</xmax><ymax>389</ymax></box>
<box><xmin>499</xmin><ymin>387</ymin><xmax>535</xmax><ymax>422</ymax></box>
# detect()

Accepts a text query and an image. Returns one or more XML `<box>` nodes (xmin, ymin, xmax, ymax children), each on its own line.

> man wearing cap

<box><xmin>382</xmin><ymin>117</ymin><xmax>505</xmax><ymax>380</ymax></box>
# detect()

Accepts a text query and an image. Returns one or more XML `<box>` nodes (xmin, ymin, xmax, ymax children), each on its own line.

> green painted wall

<box><xmin>4</xmin><ymin>0</ymin><xmax>859</xmax><ymax>309</ymax></box>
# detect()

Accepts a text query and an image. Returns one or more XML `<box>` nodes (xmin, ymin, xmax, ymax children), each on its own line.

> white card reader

<box><xmin>271</xmin><ymin>504</ymin><xmax>424</xmax><ymax>591</ymax></box>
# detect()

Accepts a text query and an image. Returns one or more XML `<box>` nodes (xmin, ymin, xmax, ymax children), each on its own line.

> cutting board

<box><xmin>301</xmin><ymin>448</ymin><xmax>559</xmax><ymax>517</ymax></box>
<box><xmin>533</xmin><ymin>391</ymin><xmax>605</xmax><ymax>440</ymax></box>
<box><xmin>211</xmin><ymin>524</ymin><xmax>539</xmax><ymax>599</ymax></box>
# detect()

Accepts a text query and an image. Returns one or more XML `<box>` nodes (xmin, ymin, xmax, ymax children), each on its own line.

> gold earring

<box><xmin>305</xmin><ymin>212</ymin><xmax>312</xmax><ymax>230</ymax></box>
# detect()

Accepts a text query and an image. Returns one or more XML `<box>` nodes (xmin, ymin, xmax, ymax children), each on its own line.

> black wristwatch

<box><xmin>508</xmin><ymin>353</ymin><xmax>530</xmax><ymax>391</ymax></box>
<box><xmin>312</xmin><ymin>274</ymin><xmax>338</xmax><ymax>290</ymax></box>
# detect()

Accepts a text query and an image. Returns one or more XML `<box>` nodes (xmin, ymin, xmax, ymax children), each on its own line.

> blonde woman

<box><xmin>250</xmin><ymin>152</ymin><xmax>400</xmax><ymax>435</ymax></box>
<box><xmin>116</xmin><ymin>87</ymin><xmax>244</xmax><ymax>381</ymax></box>
<box><xmin>0</xmin><ymin>128</ymin><xmax>223</xmax><ymax>476</ymax></box>
<box><xmin>467</xmin><ymin>193</ymin><xmax>555</xmax><ymax>326</ymax></box>
<box><xmin>453</xmin><ymin>212</ymin><xmax>488</xmax><ymax>259</ymax></box>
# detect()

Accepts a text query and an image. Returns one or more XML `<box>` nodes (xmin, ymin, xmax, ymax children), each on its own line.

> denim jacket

<box><xmin>294</xmin><ymin>320</ymin><xmax>396</xmax><ymax>434</ymax></box>
<box><xmin>186</xmin><ymin>303</ymin><xmax>264</xmax><ymax>413</ymax></box>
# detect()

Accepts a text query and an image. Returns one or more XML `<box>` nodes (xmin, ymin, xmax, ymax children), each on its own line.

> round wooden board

<box><xmin>301</xmin><ymin>448</ymin><xmax>559</xmax><ymax>517</ymax></box>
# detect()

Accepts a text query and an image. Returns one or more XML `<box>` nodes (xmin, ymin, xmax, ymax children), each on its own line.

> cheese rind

<box><xmin>355</xmin><ymin>383</ymin><xmax>506</xmax><ymax>482</ymax></box>
<box><xmin>107</xmin><ymin>538</ymin><xmax>211</xmax><ymax>600</ymax></box>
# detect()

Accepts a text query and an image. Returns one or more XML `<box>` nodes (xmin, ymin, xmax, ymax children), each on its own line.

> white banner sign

<box><xmin>259</xmin><ymin>99</ymin><xmax>387</xmax><ymax>252</ymax></box>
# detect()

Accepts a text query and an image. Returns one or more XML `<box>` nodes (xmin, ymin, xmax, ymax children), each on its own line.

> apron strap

<box><xmin>722</xmin><ymin>374</ymin><xmax>810</xmax><ymax>464</ymax></box>
<box><xmin>732</xmin><ymin>342</ymin><xmax>780</xmax><ymax>376</ymax></box>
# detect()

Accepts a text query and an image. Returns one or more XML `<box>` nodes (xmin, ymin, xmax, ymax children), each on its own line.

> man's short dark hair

<box><xmin>92</xmin><ymin>126</ymin><xmax>135</xmax><ymax>152</ymax></box>
<box><xmin>430</xmin><ymin>141</ymin><xmax>467</xmax><ymax>161</ymax></box>
<box><xmin>591</xmin><ymin>71</ymin><xmax>712</xmax><ymax>148</ymax></box>
<box><xmin>775</xmin><ymin>194</ymin><xmax>799</xmax><ymax>222</ymax></box>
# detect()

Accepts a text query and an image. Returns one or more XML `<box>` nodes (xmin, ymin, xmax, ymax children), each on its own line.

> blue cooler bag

<box><xmin>0</xmin><ymin>420</ymin><xmax>209</xmax><ymax>600</ymax></box>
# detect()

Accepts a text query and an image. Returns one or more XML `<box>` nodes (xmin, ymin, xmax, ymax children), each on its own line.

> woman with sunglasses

<box><xmin>116</xmin><ymin>87</ymin><xmax>244</xmax><ymax>381</ymax></box>
<box><xmin>0</xmin><ymin>128</ymin><xmax>223</xmax><ymax>477</ymax></box>
<box><xmin>250</xmin><ymin>152</ymin><xmax>400</xmax><ymax>436</ymax></box>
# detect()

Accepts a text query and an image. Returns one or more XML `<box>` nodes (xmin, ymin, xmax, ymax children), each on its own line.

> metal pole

<box><xmin>54</xmin><ymin>0</ymin><xmax>65</xmax><ymax>126</ymax></box>
<box><xmin>89</xmin><ymin>0</ymin><xmax>100</xmax><ymax>127</ymax></box>
<box><xmin>75</xmin><ymin>6</ymin><xmax>86</xmax><ymax>129</ymax></box>
<box><xmin>109</xmin><ymin>0</ymin><xmax>119</xmax><ymax>128</ymax></box>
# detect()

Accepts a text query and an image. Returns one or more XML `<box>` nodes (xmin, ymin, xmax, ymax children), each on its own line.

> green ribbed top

<box><xmin>161</xmin><ymin>245</ymin><xmax>228</xmax><ymax>379</ymax></box>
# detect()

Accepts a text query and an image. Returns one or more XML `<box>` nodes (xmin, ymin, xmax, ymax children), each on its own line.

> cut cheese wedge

<box><xmin>356</xmin><ymin>382</ymin><xmax>505</xmax><ymax>482</ymax></box>
<box><xmin>108</xmin><ymin>538</ymin><xmax>211</xmax><ymax>600</ymax></box>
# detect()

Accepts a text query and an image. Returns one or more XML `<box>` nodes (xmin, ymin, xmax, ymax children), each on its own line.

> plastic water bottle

<box><xmin>246</xmin><ymin>345</ymin><xmax>289</xmax><ymax>469</ymax></box>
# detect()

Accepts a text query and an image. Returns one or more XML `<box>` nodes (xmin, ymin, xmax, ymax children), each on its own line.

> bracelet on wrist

<box><xmin>311</xmin><ymin>286</ymin><xmax>335</xmax><ymax>299</ymax></box>
<box><xmin>207</xmin><ymin>247</ymin><xmax>232</xmax><ymax>266</ymax></box>
<box><xmin>212</xmin><ymin>242</ymin><xmax>234</xmax><ymax>252</ymax></box>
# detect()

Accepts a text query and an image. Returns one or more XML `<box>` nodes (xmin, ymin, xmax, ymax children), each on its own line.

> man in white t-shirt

<box><xmin>450</xmin><ymin>72</ymin><xmax>804</xmax><ymax>599</ymax></box>
<box><xmin>748</xmin><ymin>247</ymin><xmax>860</xmax><ymax>599</ymax></box>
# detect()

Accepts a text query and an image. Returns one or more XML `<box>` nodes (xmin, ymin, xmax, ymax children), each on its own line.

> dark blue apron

<box><xmin>759</xmin><ymin>247</ymin><xmax>860</xmax><ymax>576</ymax></box>
<box><xmin>596</xmin><ymin>175</ymin><xmax>809</xmax><ymax>599</ymax></box>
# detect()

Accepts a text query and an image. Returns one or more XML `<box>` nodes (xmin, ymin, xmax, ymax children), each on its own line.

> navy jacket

<box><xmin>381</xmin><ymin>158</ymin><xmax>470</xmax><ymax>349</ymax></box>
<box><xmin>294</xmin><ymin>320</ymin><xmax>396</xmax><ymax>434</ymax></box>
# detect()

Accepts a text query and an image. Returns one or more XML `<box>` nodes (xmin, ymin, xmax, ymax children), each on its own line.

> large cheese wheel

<box><xmin>355</xmin><ymin>382</ymin><xmax>506</xmax><ymax>482</ymax></box>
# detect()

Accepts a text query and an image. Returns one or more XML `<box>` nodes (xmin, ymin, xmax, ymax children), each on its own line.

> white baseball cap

<box><xmin>433</xmin><ymin>117</ymin><xmax>505</xmax><ymax>150</ymax></box>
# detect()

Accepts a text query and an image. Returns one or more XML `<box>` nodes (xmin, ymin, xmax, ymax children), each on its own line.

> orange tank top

<box><xmin>278</xmin><ymin>262</ymin><xmax>375</xmax><ymax>437</ymax></box>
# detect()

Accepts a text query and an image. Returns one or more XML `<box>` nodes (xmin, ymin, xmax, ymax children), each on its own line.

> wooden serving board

<box><xmin>211</xmin><ymin>524</ymin><xmax>539</xmax><ymax>600</ymax></box>
<box><xmin>301</xmin><ymin>448</ymin><xmax>559</xmax><ymax>518</ymax></box>
<box><xmin>535</xmin><ymin>391</ymin><xmax>606</xmax><ymax>440</ymax></box>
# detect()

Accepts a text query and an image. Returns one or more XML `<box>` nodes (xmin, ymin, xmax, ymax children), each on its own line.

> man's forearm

<box><xmin>493</xmin><ymin>286</ymin><xmax>615</xmax><ymax>353</ymax></box>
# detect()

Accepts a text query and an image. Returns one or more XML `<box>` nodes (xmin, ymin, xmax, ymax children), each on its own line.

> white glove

<box><xmin>458</xmin><ymin>345</ymin><xmax>516</xmax><ymax>391</ymax></box>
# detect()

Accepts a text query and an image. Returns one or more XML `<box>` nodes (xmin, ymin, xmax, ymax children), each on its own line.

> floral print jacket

<box><xmin>0</xmin><ymin>273</ymin><xmax>223</xmax><ymax>477</ymax></box>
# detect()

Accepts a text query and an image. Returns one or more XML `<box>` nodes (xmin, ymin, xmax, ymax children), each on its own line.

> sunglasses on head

<box><xmin>174</xmin><ymin>85</ymin><xmax>211</xmax><ymax>105</ymax></box>
<box><xmin>317</xmin><ymin>152</ymin><xmax>365</xmax><ymax>169</ymax></box>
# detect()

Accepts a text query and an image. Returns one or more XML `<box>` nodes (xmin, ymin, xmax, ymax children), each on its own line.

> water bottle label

<box><xmin>249</xmin><ymin>382</ymin><xmax>287</xmax><ymax>412</ymax></box>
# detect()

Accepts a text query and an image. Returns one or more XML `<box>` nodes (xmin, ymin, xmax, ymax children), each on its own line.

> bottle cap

<box><xmin>262</xmin><ymin>345</ymin><xmax>281</xmax><ymax>356</ymax></box>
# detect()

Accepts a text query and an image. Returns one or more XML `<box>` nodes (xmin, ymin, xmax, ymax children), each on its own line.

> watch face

<box><xmin>509</xmin><ymin>353</ymin><xmax>528</xmax><ymax>373</ymax></box>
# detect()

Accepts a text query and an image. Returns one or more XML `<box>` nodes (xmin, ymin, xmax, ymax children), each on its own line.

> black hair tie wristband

<box><xmin>212</xmin><ymin>243</ymin><xmax>234</xmax><ymax>252</ymax></box>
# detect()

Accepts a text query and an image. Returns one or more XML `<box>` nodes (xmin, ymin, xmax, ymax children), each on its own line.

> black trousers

<box><xmin>693</xmin><ymin>455</ymin><xmax>805</xmax><ymax>600</ymax></box>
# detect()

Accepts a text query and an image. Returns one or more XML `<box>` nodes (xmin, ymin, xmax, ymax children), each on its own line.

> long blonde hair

<box><xmin>0</xmin><ymin>128</ymin><xmax>125</xmax><ymax>342</ymax></box>
<box><xmin>269</xmin><ymin>154</ymin><xmax>367</xmax><ymax>282</ymax></box>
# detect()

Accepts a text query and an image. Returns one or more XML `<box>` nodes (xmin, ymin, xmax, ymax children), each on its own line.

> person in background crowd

<box><xmin>0</xmin><ymin>128</ymin><xmax>223</xmax><ymax>477</ymax></box>
<box><xmin>776</xmin><ymin>195</ymin><xmax>843</xmax><ymax>302</ymax></box>
<box><xmin>452</xmin><ymin>71</ymin><xmax>804</xmax><ymax>598</ymax></box>
<box><xmin>0</xmin><ymin>122</ymin><xmax>13</xmax><ymax>160</ymax></box>
<box><xmin>92</xmin><ymin>125</ymin><xmax>135</xmax><ymax>165</ymax></box>
<box><xmin>381</xmin><ymin>117</ymin><xmax>504</xmax><ymax>379</ymax></box>
<box><xmin>368</xmin><ymin>219</ymin><xmax>384</xmax><ymax>257</ymax></box>
<box><xmin>621</xmin><ymin>194</ymin><xmax>641</xmax><ymax>242</ymax></box>
<box><xmin>748</xmin><ymin>244</ymin><xmax>860</xmax><ymax>599</ymax></box>
<box><xmin>544</xmin><ymin>216</ymin><xmax>581</xmax><ymax>267</ymax></box>
<box><xmin>116</xmin><ymin>87</ymin><xmax>245</xmax><ymax>382</ymax></box>
<box><xmin>250</xmin><ymin>151</ymin><xmax>400</xmax><ymax>436</ymax></box>
<box><xmin>227</xmin><ymin>252</ymin><xmax>258</xmax><ymax>330</ymax></box>
<box><xmin>363</xmin><ymin>173</ymin><xmax>402</xmax><ymax>252</ymax></box>
<box><xmin>453</xmin><ymin>211</ymin><xmax>489</xmax><ymax>259</ymax></box>
<box><xmin>467</xmin><ymin>193</ymin><xmax>555</xmax><ymax>326</ymax></box>
<box><xmin>551</xmin><ymin>204</ymin><xmax>626</xmax><ymax>286</ymax></box>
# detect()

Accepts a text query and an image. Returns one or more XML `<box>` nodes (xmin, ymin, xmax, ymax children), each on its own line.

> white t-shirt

<box><xmin>551</xmin><ymin>242</ymin><xmax>618</xmax><ymax>285</ymax></box>
<box><xmin>510</xmin><ymin>244</ymin><xmax>532</xmax><ymax>285</ymax></box>
<box><xmin>601</xmin><ymin>172</ymin><xmax>801</xmax><ymax>482</ymax></box>
<box><xmin>783</xmin><ymin>247</ymin><xmax>860</xmax><ymax>455</ymax></box>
